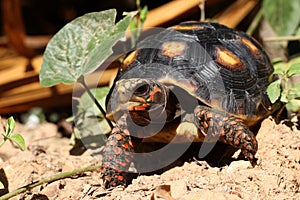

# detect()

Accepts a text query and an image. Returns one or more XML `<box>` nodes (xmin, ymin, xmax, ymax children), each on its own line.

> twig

<box><xmin>199</xmin><ymin>0</ymin><xmax>205</xmax><ymax>21</ymax></box>
<box><xmin>246</xmin><ymin>8</ymin><xmax>263</xmax><ymax>35</ymax></box>
<box><xmin>0</xmin><ymin>164</ymin><xmax>101</xmax><ymax>200</ymax></box>
<box><xmin>263</xmin><ymin>35</ymin><xmax>300</xmax><ymax>42</ymax></box>
<box><xmin>77</xmin><ymin>75</ymin><xmax>114</xmax><ymax>129</ymax></box>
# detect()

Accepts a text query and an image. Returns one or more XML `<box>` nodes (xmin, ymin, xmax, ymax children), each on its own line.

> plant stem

<box><xmin>199</xmin><ymin>0</ymin><xmax>205</xmax><ymax>21</ymax></box>
<box><xmin>246</xmin><ymin>8</ymin><xmax>263</xmax><ymax>35</ymax></box>
<box><xmin>263</xmin><ymin>35</ymin><xmax>300</xmax><ymax>42</ymax></box>
<box><xmin>0</xmin><ymin>164</ymin><xmax>101</xmax><ymax>200</ymax></box>
<box><xmin>78</xmin><ymin>75</ymin><xmax>114</xmax><ymax>130</ymax></box>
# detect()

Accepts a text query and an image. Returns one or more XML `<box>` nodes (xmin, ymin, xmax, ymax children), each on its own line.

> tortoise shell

<box><xmin>106</xmin><ymin>21</ymin><xmax>274</xmax><ymax>128</ymax></box>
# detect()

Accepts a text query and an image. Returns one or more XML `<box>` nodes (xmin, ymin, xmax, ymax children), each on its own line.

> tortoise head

<box><xmin>106</xmin><ymin>78</ymin><xmax>174</xmax><ymax>126</ymax></box>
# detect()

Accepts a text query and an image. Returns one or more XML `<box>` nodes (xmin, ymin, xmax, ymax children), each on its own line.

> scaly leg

<box><xmin>194</xmin><ymin>105</ymin><xmax>258</xmax><ymax>166</ymax></box>
<box><xmin>100</xmin><ymin>113</ymin><xmax>135</xmax><ymax>188</ymax></box>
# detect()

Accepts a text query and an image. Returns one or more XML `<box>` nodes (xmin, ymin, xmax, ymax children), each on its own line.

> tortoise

<box><xmin>100</xmin><ymin>21</ymin><xmax>275</xmax><ymax>188</ymax></box>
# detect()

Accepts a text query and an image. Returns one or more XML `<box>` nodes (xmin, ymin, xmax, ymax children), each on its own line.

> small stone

<box><xmin>41</xmin><ymin>182</ymin><xmax>59</xmax><ymax>198</ymax></box>
<box><xmin>227</xmin><ymin>160</ymin><xmax>252</xmax><ymax>173</ymax></box>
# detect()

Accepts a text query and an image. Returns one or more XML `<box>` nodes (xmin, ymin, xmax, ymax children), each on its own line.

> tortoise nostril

<box><xmin>134</xmin><ymin>84</ymin><xmax>150</xmax><ymax>97</ymax></box>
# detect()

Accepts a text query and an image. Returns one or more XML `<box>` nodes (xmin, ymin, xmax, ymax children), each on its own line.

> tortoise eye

<box><xmin>134</xmin><ymin>84</ymin><xmax>150</xmax><ymax>97</ymax></box>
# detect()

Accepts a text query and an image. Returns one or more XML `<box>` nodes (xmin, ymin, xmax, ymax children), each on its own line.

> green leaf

<box><xmin>5</xmin><ymin>116</ymin><xmax>15</xmax><ymax>136</ymax></box>
<box><xmin>140</xmin><ymin>6</ymin><xmax>148</xmax><ymax>22</ymax></box>
<box><xmin>72</xmin><ymin>87</ymin><xmax>111</xmax><ymax>150</ymax></box>
<box><xmin>272</xmin><ymin>61</ymin><xmax>286</xmax><ymax>75</ymax></box>
<box><xmin>263</xmin><ymin>0</ymin><xmax>300</xmax><ymax>36</ymax></box>
<box><xmin>82</xmin><ymin>14</ymin><xmax>132</xmax><ymax>76</ymax></box>
<box><xmin>295</xmin><ymin>27</ymin><xmax>300</xmax><ymax>36</ymax></box>
<box><xmin>74</xmin><ymin>87</ymin><xmax>111</xmax><ymax>136</ymax></box>
<box><xmin>286</xmin><ymin>99</ymin><xmax>300</xmax><ymax>113</ymax></box>
<box><xmin>9</xmin><ymin>134</ymin><xmax>26</xmax><ymax>151</ymax></box>
<box><xmin>272</xmin><ymin>57</ymin><xmax>284</xmax><ymax>64</ymax></box>
<box><xmin>280</xmin><ymin>89</ymin><xmax>289</xmax><ymax>103</ymax></box>
<box><xmin>79</xmin><ymin>87</ymin><xmax>110</xmax><ymax>116</ymax></box>
<box><xmin>288</xmin><ymin>83</ymin><xmax>300</xmax><ymax>98</ymax></box>
<box><xmin>40</xmin><ymin>9</ymin><xmax>133</xmax><ymax>87</ymax></box>
<box><xmin>267</xmin><ymin>79</ymin><xmax>282</xmax><ymax>103</ymax></box>
<box><xmin>289</xmin><ymin>56</ymin><xmax>300</xmax><ymax>64</ymax></box>
<box><xmin>287</xmin><ymin>63</ymin><xmax>300</xmax><ymax>77</ymax></box>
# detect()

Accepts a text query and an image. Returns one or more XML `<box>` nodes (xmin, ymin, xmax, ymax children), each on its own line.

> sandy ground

<box><xmin>0</xmin><ymin>116</ymin><xmax>299</xmax><ymax>200</ymax></box>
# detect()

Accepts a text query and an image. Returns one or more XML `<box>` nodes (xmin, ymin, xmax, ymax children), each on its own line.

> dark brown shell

<box><xmin>109</xmin><ymin>22</ymin><xmax>274</xmax><ymax>126</ymax></box>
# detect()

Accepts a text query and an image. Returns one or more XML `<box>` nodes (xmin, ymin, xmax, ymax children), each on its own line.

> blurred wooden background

<box><xmin>0</xmin><ymin>0</ymin><xmax>261</xmax><ymax>115</ymax></box>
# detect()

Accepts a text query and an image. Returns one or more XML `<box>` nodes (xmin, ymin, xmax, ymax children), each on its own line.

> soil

<box><xmin>0</xmin><ymin>117</ymin><xmax>299</xmax><ymax>200</ymax></box>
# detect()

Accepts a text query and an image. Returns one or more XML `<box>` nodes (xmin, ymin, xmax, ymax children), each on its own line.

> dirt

<box><xmin>0</xmin><ymin>117</ymin><xmax>299</xmax><ymax>200</ymax></box>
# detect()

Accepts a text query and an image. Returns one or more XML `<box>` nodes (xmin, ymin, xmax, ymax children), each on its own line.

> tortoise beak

<box><xmin>106</xmin><ymin>102</ymin><xmax>146</xmax><ymax>122</ymax></box>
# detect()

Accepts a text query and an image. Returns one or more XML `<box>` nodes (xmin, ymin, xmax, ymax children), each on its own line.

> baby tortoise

<box><xmin>101</xmin><ymin>21</ymin><xmax>276</xmax><ymax>188</ymax></box>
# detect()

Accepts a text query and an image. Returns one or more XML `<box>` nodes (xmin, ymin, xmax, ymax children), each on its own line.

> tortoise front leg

<box><xmin>194</xmin><ymin>105</ymin><xmax>258</xmax><ymax>166</ymax></box>
<box><xmin>101</xmin><ymin>113</ymin><xmax>135</xmax><ymax>188</ymax></box>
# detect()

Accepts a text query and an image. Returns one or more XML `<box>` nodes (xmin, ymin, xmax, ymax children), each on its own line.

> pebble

<box><xmin>227</xmin><ymin>160</ymin><xmax>252</xmax><ymax>173</ymax></box>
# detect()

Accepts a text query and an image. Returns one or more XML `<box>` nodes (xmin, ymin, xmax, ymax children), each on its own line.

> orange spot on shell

<box><xmin>171</xmin><ymin>24</ymin><xmax>204</xmax><ymax>31</ymax></box>
<box><xmin>122</xmin><ymin>50</ymin><xmax>138</xmax><ymax>70</ymax></box>
<box><xmin>216</xmin><ymin>48</ymin><xmax>243</xmax><ymax>70</ymax></box>
<box><xmin>240</xmin><ymin>37</ymin><xmax>260</xmax><ymax>56</ymax></box>
<box><xmin>161</xmin><ymin>42</ymin><xmax>186</xmax><ymax>58</ymax></box>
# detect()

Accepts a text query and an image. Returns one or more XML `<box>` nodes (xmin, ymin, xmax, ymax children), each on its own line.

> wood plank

<box><xmin>143</xmin><ymin>0</ymin><xmax>203</xmax><ymax>28</ymax></box>
<box><xmin>0</xmin><ymin>68</ymin><xmax>118</xmax><ymax>110</ymax></box>
<box><xmin>214</xmin><ymin>0</ymin><xmax>259</xmax><ymax>28</ymax></box>
<box><xmin>0</xmin><ymin>93</ymin><xmax>73</xmax><ymax>114</ymax></box>
<box><xmin>1</xmin><ymin>0</ymin><xmax>34</xmax><ymax>59</ymax></box>
<box><xmin>0</xmin><ymin>55</ymin><xmax>41</xmax><ymax>84</ymax></box>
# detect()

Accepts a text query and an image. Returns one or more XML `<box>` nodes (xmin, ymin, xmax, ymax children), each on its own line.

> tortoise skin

<box><xmin>101</xmin><ymin>22</ymin><xmax>274</xmax><ymax>188</ymax></box>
